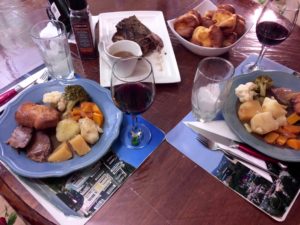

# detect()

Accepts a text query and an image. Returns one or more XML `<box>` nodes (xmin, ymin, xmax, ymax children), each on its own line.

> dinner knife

<box><xmin>0</xmin><ymin>72</ymin><xmax>45</xmax><ymax>106</ymax></box>
<box><xmin>186</xmin><ymin>122</ymin><xmax>285</xmax><ymax>166</ymax></box>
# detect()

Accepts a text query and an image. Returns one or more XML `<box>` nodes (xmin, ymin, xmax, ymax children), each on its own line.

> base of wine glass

<box><xmin>241</xmin><ymin>62</ymin><xmax>264</xmax><ymax>74</ymax></box>
<box><xmin>120</xmin><ymin>123</ymin><xmax>151</xmax><ymax>149</ymax></box>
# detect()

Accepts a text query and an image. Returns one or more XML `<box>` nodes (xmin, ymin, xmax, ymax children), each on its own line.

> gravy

<box><xmin>113</xmin><ymin>51</ymin><xmax>135</xmax><ymax>58</ymax></box>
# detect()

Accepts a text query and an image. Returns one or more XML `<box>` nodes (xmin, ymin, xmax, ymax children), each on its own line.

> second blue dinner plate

<box><xmin>223</xmin><ymin>70</ymin><xmax>300</xmax><ymax>162</ymax></box>
<box><xmin>0</xmin><ymin>78</ymin><xmax>123</xmax><ymax>178</ymax></box>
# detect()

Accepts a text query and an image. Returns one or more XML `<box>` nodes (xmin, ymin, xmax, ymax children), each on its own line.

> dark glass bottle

<box><xmin>68</xmin><ymin>0</ymin><xmax>98</xmax><ymax>59</ymax></box>
<box><xmin>47</xmin><ymin>0</ymin><xmax>71</xmax><ymax>32</ymax></box>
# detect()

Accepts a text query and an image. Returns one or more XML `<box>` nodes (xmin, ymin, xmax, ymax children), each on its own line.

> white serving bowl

<box><xmin>167</xmin><ymin>0</ymin><xmax>253</xmax><ymax>56</ymax></box>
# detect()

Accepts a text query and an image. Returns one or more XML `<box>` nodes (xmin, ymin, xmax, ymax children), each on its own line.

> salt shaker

<box><xmin>68</xmin><ymin>0</ymin><xmax>98</xmax><ymax>59</ymax></box>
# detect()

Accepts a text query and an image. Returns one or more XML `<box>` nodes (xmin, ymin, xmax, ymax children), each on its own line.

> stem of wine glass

<box><xmin>251</xmin><ymin>45</ymin><xmax>267</xmax><ymax>71</ymax></box>
<box><xmin>130</xmin><ymin>114</ymin><xmax>141</xmax><ymax>146</ymax></box>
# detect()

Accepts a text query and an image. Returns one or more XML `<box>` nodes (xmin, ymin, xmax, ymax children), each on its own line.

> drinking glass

<box><xmin>191</xmin><ymin>57</ymin><xmax>234</xmax><ymax>122</ymax></box>
<box><xmin>31</xmin><ymin>20</ymin><xmax>74</xmax><ymax>80</ymax></box>
<box><xmin>242</xmin><ymin>0</ymin><xmax>299</xmax><ymax>73</ymax></box>
<box><xmin>111</xmin><ymin>57</ymin><xmax>155</xmax><ymax>148</ymax></box>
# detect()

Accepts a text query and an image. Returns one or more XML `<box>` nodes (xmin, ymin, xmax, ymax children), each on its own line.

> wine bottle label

<box><xmin>72</xmin><ymin>23</ymin><xmax>94</xmax><ymax>52</ymax></box>
<box><xmin>50</xmin><ymin>2</ymin><xmax>61</xmax><ymax>20</ymax></box>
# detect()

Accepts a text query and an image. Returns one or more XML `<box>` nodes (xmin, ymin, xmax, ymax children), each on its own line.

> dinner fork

<box><xmin>36</xmin><ymin>71</ymin><xmax>49</xmax><ymax>84</ymax></box>
<box><xmin>196</xmin><ymin>135</ymin><xmax>279</xmax><ymax>178</ymax></box>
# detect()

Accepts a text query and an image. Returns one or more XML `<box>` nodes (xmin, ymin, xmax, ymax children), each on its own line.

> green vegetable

<box><xmin>254</xmin><ymin>75</ymin><xmax>273</xmax><ymax>97</ymax></box>
<box><xmin>7</xmin><ymin>212</ymin><xmax>17</xmax><ymax>225</ymax></box>
<box><xmin>63</xmin><ymin>85</ymin><xmax>90</xmax><ymax>117</ymax></box>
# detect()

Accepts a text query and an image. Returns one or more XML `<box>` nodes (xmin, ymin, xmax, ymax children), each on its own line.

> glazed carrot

<box><xmin>282</xmin><ymin>125</ymin><xmax>300</xmax><ymax>134</ymax></box>
<box><xmin>287</xmin><ymin>112</ymin><xmax>300</xmax><ymax>125</ymax></box>
<box><xmin>275</xmin><ymin>135</ymin><xmax>288</xmax><ymax>146</ymax></box>
<box><xmin>286</xmin><ymin>139</ymin><xmax>300</xmax><ymax>150</ymax></box>
<box><xmin>264</xmin><ymin>132</ymin><xmax>279</xmax><ymax>144</ymax></box>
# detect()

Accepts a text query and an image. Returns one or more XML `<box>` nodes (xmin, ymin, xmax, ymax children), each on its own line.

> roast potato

<box><xmin>56</xmin><ymin>119</ymin><xmax>80</xmax><ymax>142</ymax></box>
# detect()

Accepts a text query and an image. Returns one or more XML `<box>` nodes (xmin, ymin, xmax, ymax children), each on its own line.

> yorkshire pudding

<box><xmin>191</xmin><ymin>25</ymin><xmax>223</xmax><ymax>47</ymax></box>
<box><xmin>174</xmin><ymin>10</ymin><xmax>202</xmax><ymax>39</ymax></box>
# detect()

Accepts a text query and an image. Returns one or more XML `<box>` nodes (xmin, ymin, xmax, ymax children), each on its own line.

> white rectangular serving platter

<box><xmin>98</xmin><ymin>11</ymin><xmax>181</xmax><ymax>87</ymax></box>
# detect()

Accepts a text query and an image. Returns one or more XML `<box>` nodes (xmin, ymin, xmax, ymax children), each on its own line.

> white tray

<box><xmin>98</xmin><ymin>11</ymin><xmax>181</xmax><ymax>87</ymax></box>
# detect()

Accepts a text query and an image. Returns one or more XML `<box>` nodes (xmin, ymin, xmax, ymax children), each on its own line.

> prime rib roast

<box><xmin>112</xmin><ymin>15</ymin><xmax>164</xmax><ymax>55</ymax></box>
<box><xmin>6</xmin><ymin>126</ymin><xmax>33</xmax><ymax>149</ymax></box>
<box><xmin>272</xmin><ymin>87</ymin><xmax>300</xmax><ymax>113</ymax></box>
<box><xmin>26</xmin><ymin>131</ymin><xmax>52</xmax><ymax>162</ymax></box>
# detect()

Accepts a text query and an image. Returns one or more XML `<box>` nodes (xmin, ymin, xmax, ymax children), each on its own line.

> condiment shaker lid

<box><xmin>68</xmin><ymin>0</ymin><xmax>87</xmax><ymax>10</ymax></box>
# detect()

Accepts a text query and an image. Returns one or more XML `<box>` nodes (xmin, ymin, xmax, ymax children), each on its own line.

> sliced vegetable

<box><xmin>70</xmin><ymin>102</ymin><xmax>104</xmax><ymax>127</ymax></box>
<box><xmin>238</xmin><ymin>100</ymin><xmax>262</xmax><ymax>122</ymax></box>
<box><xmin>71</xmin><ymin>107</ymin><xmax>81</xmax><ymax>116</ymax></box>
<box><xmin>93</xmin><ymin>112</ymin><xmax>104</xmax><ymax>127</ymax></box>
<box><xmin>264</xmin><ymin>132</ymin><xmax>279</xmax><ymax>144</ymax></box>
<box><xmin>277</xmin><ymin>127</ymin><xmax>297</xmax><ymax>139</ymax></box>
<box><xmin>282</xmin><ymin>125</ymin><xmax>300</xmax><ymax>134</ymax></box>
<box><xmin>92</xmin><ymin>104</ymin><xmax>102</xmax><ymax>114</ymax></box>
<box><xmin>48</xmin><ymin>142</ymin><xmax>73</xmax><ymax>162</ymax></box>
<box><xmin>80</xmin><ymin>102</ymin><xmax>94</xmax><ymax>112</ymax></box>
<box><xmin>275</xmin><ymin>135</ymin><xmax>288</xmax><ymax>146</ymax></box>
<box><xmin>287</xmin><ymin>112</ymin><xmax>300</xmax><ymax>125</ymax></box>
<box><xmin>286</xmin><ymin>139</ymin><xmax>300</xmax><ymax>150</ymax></box>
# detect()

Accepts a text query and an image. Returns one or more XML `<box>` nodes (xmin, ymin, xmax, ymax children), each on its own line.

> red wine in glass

<box><xmin>242</xmin><ymin>0</ymin><xmax>299</xmax><ymax>73</ymax></box>
<box><xmin>256</xmin><ymin>21</ymin><xmax>289</xmax><ymax>46</ymax></box>
<box><xmin>113</xmin><ymin>83</ymin><xmax>154</xmax><ymax>115</ymax></box>
<box><xmin>111</xmin><ymin>57</ymin><xmax>155</xmax><ymax>148</ymax></box>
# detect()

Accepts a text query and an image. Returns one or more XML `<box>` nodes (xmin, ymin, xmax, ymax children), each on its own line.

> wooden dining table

<box><xmin>1</xmin><ymin>0</ymin><xmax>300</xmax><ymax>224</ymax></box>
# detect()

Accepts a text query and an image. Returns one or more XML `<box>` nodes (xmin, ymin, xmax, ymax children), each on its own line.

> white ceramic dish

<box><xmin>103</xmin><ymin>40</ymin><xmax>143</xmax><ymax>66</ymax></box>
<box><xmin>98</xmin><ymin>11</ymin><xmax>181</xmax><ymax>87</ymax></box>
<box><xmin>167</xmin><ymin>0</ymin><xmax>253</xmax><ymax>56</ymax></box>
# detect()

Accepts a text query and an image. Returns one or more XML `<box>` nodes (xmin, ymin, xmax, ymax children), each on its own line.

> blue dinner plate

<box><xmin>0</xmin><ymin>78</ymin><xmax>123</xmax><ymax>178</ymax></box>
<box><xmin>223</xmin><ymin>70</ymin><xmax>300</xmax><ymax>162</ymax></box>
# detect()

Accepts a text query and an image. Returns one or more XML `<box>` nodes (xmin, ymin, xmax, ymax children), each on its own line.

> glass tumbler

<box><xmin>191</xmin><ymin>57</ymin><xmax>234</xmax><ymax>122</ymax></box>
<box><xmin>31</xmin><ymin>20</ymin><xmax>74</xmax><ymax>80</ymax></box>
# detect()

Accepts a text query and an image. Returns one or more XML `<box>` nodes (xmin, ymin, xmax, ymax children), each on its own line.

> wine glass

<box><xmin>111</xmin><ymin>57</ymin><xmax>155</xmax><ymax>148</ymax></box>
<box><xmin>242</xmin><ymin>0</ymin><xmax>299</xmax><ymax>73</ymax></box>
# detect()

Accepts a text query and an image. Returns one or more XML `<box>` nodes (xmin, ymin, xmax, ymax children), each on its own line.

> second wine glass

<box><xmin>111</xmin><ymin>57</ymin><xmax>155</xmax><ymax>149</ymax></box>
<box><xmin>242</xmin><ymin>0</ymin><xmax>299</xmax><ymax>73</ymax></box>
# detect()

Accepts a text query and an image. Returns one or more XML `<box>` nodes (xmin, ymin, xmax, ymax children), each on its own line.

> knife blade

<box><xmin>186</xmin><ymin>122</ymin><xmax>284</xmax><ymax>166</ymax></box>
<box><xmin>0</xmin><ymin>71</ymin><xmax>45</xmax><ymax>106</ymax></box>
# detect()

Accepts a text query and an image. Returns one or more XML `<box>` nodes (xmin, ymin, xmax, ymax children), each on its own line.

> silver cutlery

<box><xmin>188</xmin><ymin>124</ymin><xmax>287</xmax><ymax>170</ymax></box>
<box><xmin>35</xmin><ymin>71</ymin><xmax>49</xmax><ymax>84</ymax></box>
<box><xmin>0</xmin><ymin>70</ymin><xmax>48</xmax><ymax>107</ymax></box>
<box><xmin>0</xmin><ymin>71</ymin><xmax>48</xmax><ymax>113</ymax></box>
<box><xmin>197</xmin><ymin>135</ymin><xmax>279</xmax><ymax>178</ymax></box>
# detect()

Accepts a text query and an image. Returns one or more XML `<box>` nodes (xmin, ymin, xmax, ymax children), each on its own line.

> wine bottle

<box><xmin>68</xmin><ymin>0</ymin><xmax>98</xmax><ymax>59</ymax></box>
<box><xmin>46</xmin><ymin>0</ymin><xmax>71</xmax><ymax>32</ymax></box>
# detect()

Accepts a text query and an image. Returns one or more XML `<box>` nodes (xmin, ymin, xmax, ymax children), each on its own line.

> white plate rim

<box><xmin>98</xmin><ymin>10</ymin><xmax>181</xmax><ymax>87</ymax></box>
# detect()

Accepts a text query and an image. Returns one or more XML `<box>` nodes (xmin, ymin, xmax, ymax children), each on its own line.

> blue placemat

<box><xmin>2</xmin><ymin>69</ymin><xmax>165</xmax><ymax>218</ymax></box>
<box><xmin>20</xmin><ymin>114</ymin><xmax>164</xmax><ymax>218</ymax></box>
<box><xmin>166</xmin><ymin>55</ymin><xmax>300</xmax><ymax>222</ymax></box>
<box><xmin>235</xmin><ymin>54</ymin><xmax>294</xmax><ymax>75</ymax></box>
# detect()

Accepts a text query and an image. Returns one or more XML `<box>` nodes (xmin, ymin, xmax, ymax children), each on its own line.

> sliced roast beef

<box><xmin>6</xmin><ymin>126</ymin><xmax>33</xmax><ymax>149</ymax></box>
<box><xmin>271</xmin><ymin>87</ymin><xmax>300</xmax><ymax>105</ymax></box>
<box><xmin>112</xmin><ymin>15</ymin><xmax>164</xmax><ymax>55</ymax></box>
<box><xmin>292</xmin><ymin>94</ymin><xmax>300</xmax><ymax>114</ymax></box>
<box><xmin>26</xmin><ymin>131</ymin><xmax>52</xmax><ymax>162</ymax></box>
